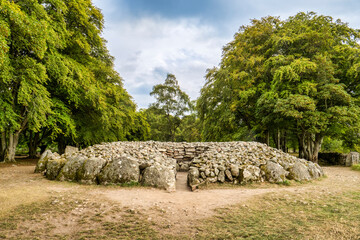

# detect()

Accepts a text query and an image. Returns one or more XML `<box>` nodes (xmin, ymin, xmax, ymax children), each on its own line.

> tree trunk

<box><xmin>265</xmin><ymin>130</ymin><xmax>270</xmax><ymax>146</ymax></box>
<box><xmin>277</xmin><ymin>129</ymin><xmax>281</xmax><ymax>150</ymax></box>
<box><xmin>1</xmin><ymin>132</ymin><xmax>6</xmax><ymax>162</ymax></box>
<box><xmin>4</xmin><ymin>132</ymin><xmax>20</xmax><ymax>162</ymax></box>
<box><xmin>28</xmin><ymin>131</ymin><xmax>40</xmax><ymax>158</ymax></box>
<box><xmin>309</xmin><ymin>134</ymin><xmax>323</xmax><ymax>163</ymax></box>
<box><xmin>57</xmin><ymin>137</ymin><xmax>66</xmax><ymax>155</ymax></box>
<box><xmin>298</xmin><ymin>131</ymin><xmax>323</xmax><ymax>163</ymax></box>
<box><xmin>281</xmin><ymin>131</ymin><xmax>287</xmax><ymax>153</ymax></box>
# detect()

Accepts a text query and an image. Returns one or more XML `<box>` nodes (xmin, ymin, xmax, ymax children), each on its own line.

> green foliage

<box><xmin>197</xmin><ymin>12</ymin><xmax>360</xmax><ymax>161</ymax></box>
<box><xmin>126</xmin><ymin>111</ymin><xmax>150</xmax><ymax>141</ymax></box>
<box><xmin>351</xmin><ymin>164</ymin><xmax>360</xmax><ymax>171</ymax></box>
<box><xmin>147</xmin><ymin>73</ymin><xmax>192</xmax><ymax>141</ymax></box>
<box><xmin>175</xmin><ymin>113</ymin><xmax>201</xmax><ymax>142</ymax></box>
<box><xmin>0</xmin><ymin>0</ymin><xmax>138</xmax><ymax>161</ymax></box>
<box><xmin>321</xmin><ymin>136</ymin><xmax>348</xmax><ymax>153</ymax></box>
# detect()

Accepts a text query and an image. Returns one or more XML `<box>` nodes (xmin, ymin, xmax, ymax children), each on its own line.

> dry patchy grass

<box><xmin>0</xmin><ymin>161</ymin><xmax>359</xmax><ymax>239</ymax></box>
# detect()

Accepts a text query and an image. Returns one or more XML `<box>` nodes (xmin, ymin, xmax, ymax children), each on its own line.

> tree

<box><xmin>126</xmin><ymin>110</ymin><xmax>151</xmax><ymax>141</ymax></box>
<box><xmin>198</xmin><ymin>12</ymin><xmax>360</xmax><ymax>162</ymax></box>
<box><xmin>148</xmin><ymin>73</ymin><xmax>191</xmax><ymax>141</ymax></box>
<box><xmin>0</xmin><ymin>0</ymin><xmax>136</xmax><ymax>161</ymax></box>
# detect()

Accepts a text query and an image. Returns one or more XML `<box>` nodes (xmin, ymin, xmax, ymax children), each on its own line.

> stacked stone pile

<box><xmin>35</xmin><ymin>142</ymin><xmax>177</xmax><ymax>191</ymax></box>
<box><xmin>186</xmin><ymin>141</ymin><xmax>324</xmax><ymax>190</ymax></box>
<box><xmin>157</xmin><ymin>143</ymin><xmax>209</xmax><ymax>171</ymax></box>
<box><xmin>35</xmin><ymin>141</ymin><xmax>324</xmax><ymax>191</ymax></box>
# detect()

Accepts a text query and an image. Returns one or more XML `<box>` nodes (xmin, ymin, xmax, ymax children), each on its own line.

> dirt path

<box><xmin>1</xmin><ymin>162</ymin><xmax>360</xmax><ymax>236</ymax></box>
<box><xmin>175</xmin><ymin>172</ymin><xmax>190</xmax><ymax>192</ymax></box>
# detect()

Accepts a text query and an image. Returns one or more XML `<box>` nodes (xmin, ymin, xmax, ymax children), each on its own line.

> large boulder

<box><xmin>306</xmin><ymin>161</ymin><xmax>324</xmax><ymax>179</ymax></box>
<box><xmin>346</xmin><ymin>152</ymin><xmax>360</xmax><ymax>167</ymax></box>
<box><xmin>57</xmin><ymin>156</ymin><xmax>87</xmax><ymax>182</ymax></box>
<box><xmin>78</xmin><ymin>157</ymin><xmax>107</xmax><ymax>184</ymax></box>
<box><xmin>34</xmin><ymin>150</ymin><xmax>53</xmax><ymax>173</ymax></box>
<box><xmin>287</xmin><ymin>162</ymin><xmax>311</xmax><ymax>181</ymax></box>
<box><xmin>261</xmin><ymin>161</ymin><xmax>288</xmax><ymax>183</ymax></box>
<box><xmin>46</xmin><ymin>156</ymin><xmax>67</xmax><ymax>180</ymax></box>
<box><xmin>142</xmin><ymin>164</ymin><xmax>176</xmax><ymax>191</ymax></box>
<box><xmin>239</xmin><ymin>165</ymin><xmax>262</xmax><ymax>183</ymax></box>
<box><xmin>98</xmin><ymin>156</ymin><xmax>140</xmax><ymax>185</ymax></box>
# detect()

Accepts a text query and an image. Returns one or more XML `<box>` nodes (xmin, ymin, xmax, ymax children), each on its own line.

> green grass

<box><xmin>351</xmin><ymin>164</ymin><xmax>360</xmax><ymax>171</ymax></box>
<box><xmin>193</xmin><ymin>191</ymin><xmax>360</xmax><ymax>240</ymax></box>
<box><xmin>1</xmin><ymin>187</ymin><xmax>360</xmax><ymax>239</ymax></box>
<box><xmin>0</xmin><ymin>196</ymin><xmax>159</xmax><ymax>240</ymax></box>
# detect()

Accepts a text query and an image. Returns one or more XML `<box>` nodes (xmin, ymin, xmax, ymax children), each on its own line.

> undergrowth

<box><xmin>351</xmin><ymin>164</ymin><xmax>360</xmax><ymax>171</ymax></box>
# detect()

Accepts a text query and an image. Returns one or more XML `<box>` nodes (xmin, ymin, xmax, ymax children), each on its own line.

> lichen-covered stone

<box><xmin>142</xmin><ymin>164</ymin><xmax>176</xmax><ymax>191</ymax></box>
<box><xmin>77</xmin><ymin>157</ymin><xmax>107</xmax><ymax>184</ymax></box>
<box><xmin>64</xmin><ymin>146</ymin><xmax>79</xmax><ymax>156</ymax></box>
<box><xmin>288</xmin><ymin>162</ymin><xmax>311</xmax><ymax>181</ymax></box>
<box><xmin>34</xmin><ymin>150</ymin><xmax>53</xmax><ymax>173</ymax></box>
<box><xmin>98</xmin><ymin>156</ymin><xmax>140</xmax><ymax>185</ymax></box>
<box><xmin>46</xmin><ymin>157</ymin><xmax>67</xmax><ymax>180</ymax></box>
<box><xmin>239</xmin><ymin>165</ymin><xmax>262</xmax><ymax>183</ymax></box>
<box><xmin>57</xmin><ymin>156</ymin><xmax>87</xmax><ymax>182</ymax></box>
<box><xmin>262</xmin><ymin>161</ymin><xmax>288</xmax><ymax>183</ymax></box>
<box><xmin>306</xmin><ymin>161</ymin><xmax>323</xmax><ymax>179</ymax></box>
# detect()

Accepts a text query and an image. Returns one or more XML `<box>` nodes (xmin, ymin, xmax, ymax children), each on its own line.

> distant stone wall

<box><xmin>318</xmin><ymin>152</ymin><xmax>359</xmax><ymax>166</ymax></box>
<box><xmin>35</xmin><ymin>141</ymin><xmax>324</xmax><ymax>191</ymax></box>
<box><xmin>158</xmin><ymin>144</ymin><xmax>209</xmax><ymax>171</ymax></box>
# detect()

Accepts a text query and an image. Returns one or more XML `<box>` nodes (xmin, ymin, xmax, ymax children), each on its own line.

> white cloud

<box><xmin>94</xmin><ymin>0</ymin><xmax>360</xmax><ymax>109</ymax></box>
<box><xmin>101</xmin><ymin>16</ymin><xmax>229</xmax><ymax>109</ymax></box>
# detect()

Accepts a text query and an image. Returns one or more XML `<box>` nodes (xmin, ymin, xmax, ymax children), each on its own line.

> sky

<box><xmin>92</xmin><ymin>0</ymin><xmax>360</xmax><ymax>109</ymax></box>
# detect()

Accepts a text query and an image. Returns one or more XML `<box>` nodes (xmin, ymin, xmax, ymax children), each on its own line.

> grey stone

<box><xmin>288</xmin><ymin>162</ymin><xmax>311</xmax><ymax>181</ymax></box>
<box><xmin>261</xmin><ymin>161</ymin><xmax>288</xmax><ymax>183</ymax></box>
<box><xmin>179</xmin><ymin>162</ymin><xmax>190</xmax><ymax>172</ymax></box>
<box><xmin>217</xmin><ymin>171</ymin><xmax>225</xmax><ymax>183</ymax></box>
<box><xmin>225</xmin><ymin>169</ymin><xmax>233</xmax><ymax>181</ymax></box>
<box><xmin>346</xmin><ymin>152</ymin><xmax>360</xmax><ymax>167</ymax></box>
<box><xmin>98</xmin><ymin>157</ymin><xmax>140</xmax><ymax>185</ymax></box>
<box><xmin>78</xmin><ymin>157</ymin><xmax>107</xmax><ymax>184</ymax></box>
<box><xmin>218</xmin><ymin>166</ymin><xmax>226</xmax><ymax>171</ymax></box>
<box><xmin>239</xmin><ymin>165</ymin><xmax>262</xmax><ymax>183</ymax></box>
<box><xmin>142</xmin><ymin>164</ymin><xmax>176</xmax><ymax>192</ymax></box>
<box><xmin>35</xmin><ymin>150</ymin><xmax>53</xmax><ymax>173</ymax></box>
<box><xmin>306</xmin><ymin>161</ymin><xmax>324</xmax><ymax>179</ymax></box>
<box><xmin>230</xmin><ymin>164</ymin><xmax>239</xmax><ymax>177</ymax></box>
<box><xmin>57</xmin><ymin>156</ymin><xmax>87</xmax><ymax>181</ymax></box>
<box><xmin>188</xmin><ymin>167</ymin><xmax>200</xmax><ymax>190</ymax></box>
<box><xmin>65</xmin><ymin>146</ymin><xmax>79</xmax><ymax>156</ymax></box>
<box><xmin>46</xmin><ymin>157</ymin><xmax>67</xmax><ymax>180</ymax></box>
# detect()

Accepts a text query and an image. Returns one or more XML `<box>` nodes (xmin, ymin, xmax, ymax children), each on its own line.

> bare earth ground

<box><xmin>0</xmin><ymin>159</ymin><xmax>360</xmax><ymax>239</ymax></box>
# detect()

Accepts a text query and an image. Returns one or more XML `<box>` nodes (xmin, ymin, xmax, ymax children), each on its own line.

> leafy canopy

<box><xmin>198</xmin><ymin>12</ymin><xmax>360</xmax><ymax>161</ymax></box>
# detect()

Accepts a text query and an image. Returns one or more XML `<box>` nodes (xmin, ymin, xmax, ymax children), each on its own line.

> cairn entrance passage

<box><xmin>35</xmin><ymin>141</ymin><xmax>325</xmax><ymax>192</ymax></box>
<box><xmin>157</xmin><ymin>143</ymin><xmax>210</xmax><ymax>172</ymax></box>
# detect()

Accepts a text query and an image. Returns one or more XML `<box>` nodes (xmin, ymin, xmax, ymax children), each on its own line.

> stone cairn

<box><xmin>35</xmin><ymin>141</ymin><xmax>324</xmax><ymax>191</ymax></box>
